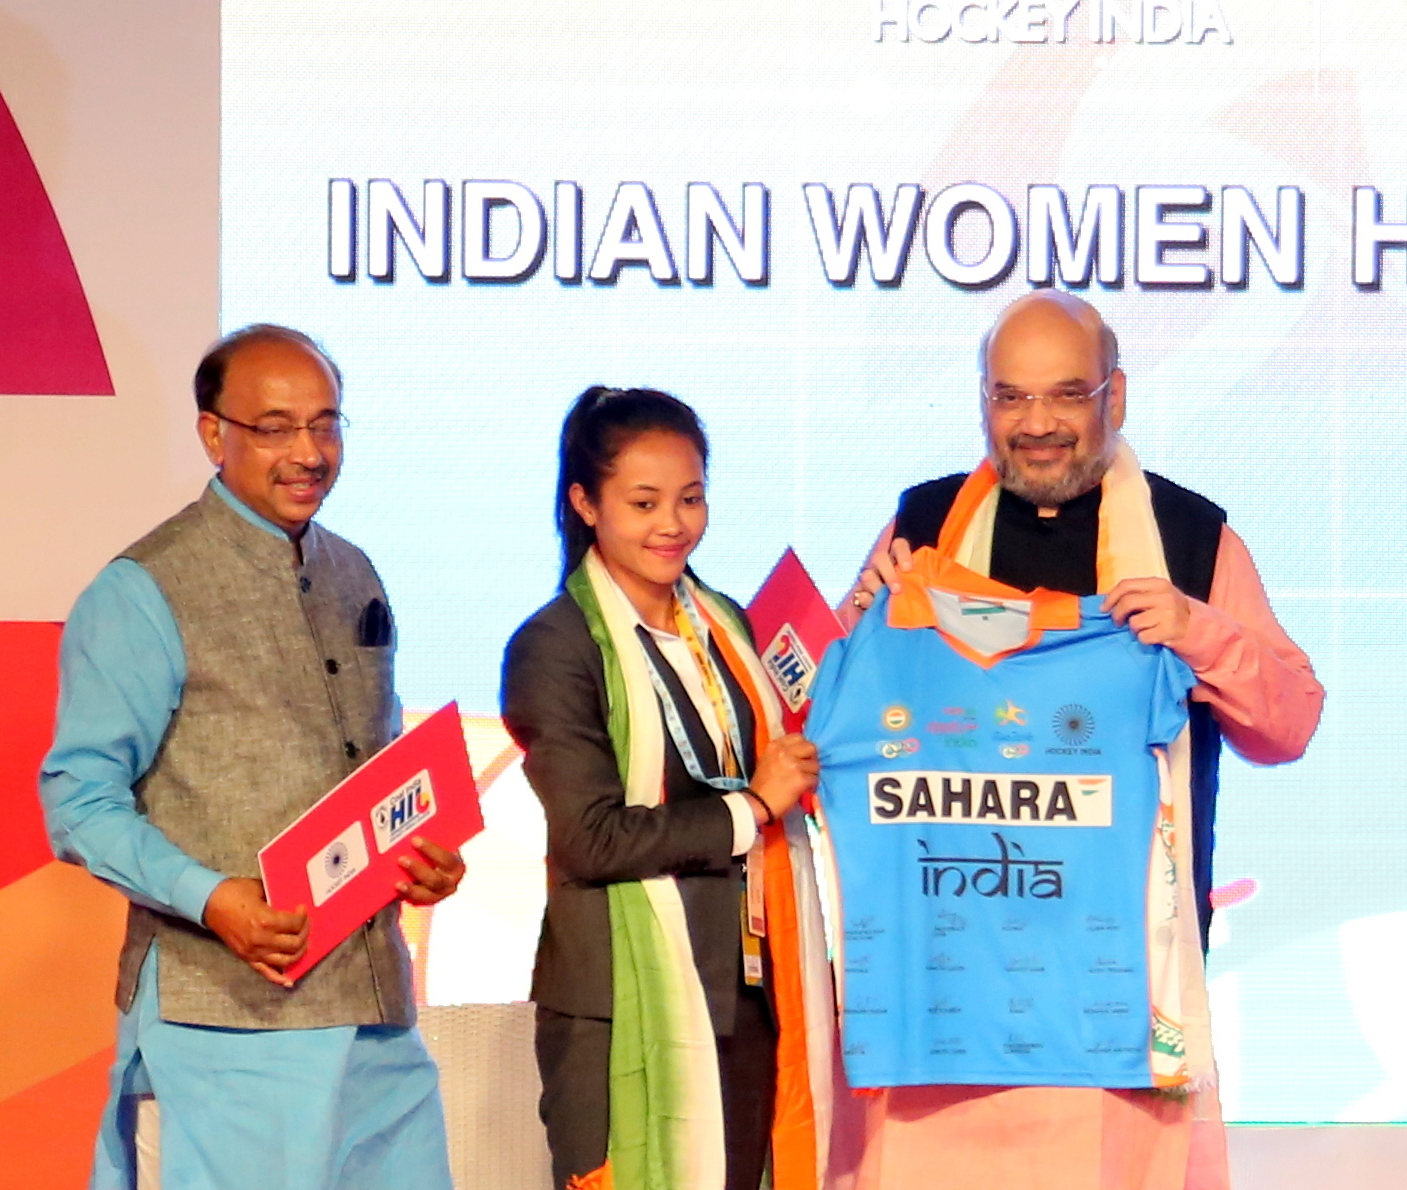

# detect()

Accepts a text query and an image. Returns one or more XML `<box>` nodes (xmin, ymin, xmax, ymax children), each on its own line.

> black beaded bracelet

<box><xmin>743</xmin><ymin>787</ymin><xmax>776</xmax><ymax>827</ymax></box>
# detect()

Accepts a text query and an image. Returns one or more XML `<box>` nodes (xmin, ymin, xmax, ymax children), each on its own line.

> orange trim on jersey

<box><xmin>887</xmin><ymin>548</ymin><xmax>1080</xmax><ymax>669</ymax></box>
<box><xmin>700</xmin><ymin>604</ymin><xmax>819</xmax><ymax>1190</ymax></box>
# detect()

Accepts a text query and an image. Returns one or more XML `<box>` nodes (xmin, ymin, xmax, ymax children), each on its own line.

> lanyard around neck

<box><xmin>638</xmin><ymin>584</ymin><xmax>749</xmax><ymax>792</ymax></box>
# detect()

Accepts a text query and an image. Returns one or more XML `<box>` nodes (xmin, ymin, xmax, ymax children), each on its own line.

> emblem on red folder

<box><xmin>762</xmin><ymin>624</ymin><xmax>818</xmax><ymax>712</ymax></box>
<box><xmin>747</xmin><ymin>548</ymin><xmax>846</xmax><ymax>732</ymax></box>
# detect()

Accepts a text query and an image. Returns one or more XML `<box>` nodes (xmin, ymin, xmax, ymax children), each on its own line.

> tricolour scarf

<box><xmin>932</xmin><ymin>437</ymin><xmax>1215</xmax><ymax>1089</ymax></box>
<box><xmin>565</xmin><ymin>547</ymin><xmax>834</xmax><ymax>1190</ymax></box>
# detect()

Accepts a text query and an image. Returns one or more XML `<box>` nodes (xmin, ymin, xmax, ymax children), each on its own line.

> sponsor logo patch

<box><xmin>882</xmin><ymin>704</ymin><xmax>912</xmax><ymax>731</ymax></box>
<box><xmin>995</xmin><ymin>700</ymin><xmax>1026</xmax><ymax>727</ymax></box>
<box><xmin>927</xmin><ymin>706</ymin><xmax>979</xmax><ymax>736</ymax></box>
<box><xmin>869</xmin><ymin>770</ymin><xmax>1113</xmax><ymax>825</ymax></box>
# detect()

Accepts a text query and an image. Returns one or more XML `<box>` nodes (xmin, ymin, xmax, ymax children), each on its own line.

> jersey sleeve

<box><xmin>803</xmin><ymin>616</ymin><xmax>857</xmax><ymax>753</ymax></box>
<box><xmin>801</xmin><ymin>643</ymin><xmax>840</xmax><ymax>750</ymax></box>
<box><xmin>1146</xmin><ymin>645</ymin><xmax>1197</xmax><ymax>749</ymax></box>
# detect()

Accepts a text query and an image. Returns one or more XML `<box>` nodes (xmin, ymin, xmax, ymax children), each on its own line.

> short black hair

<box><xmin>193</xmin><ymin>324</ymin><xmax>342</xmax><ymax>414</ymax></box>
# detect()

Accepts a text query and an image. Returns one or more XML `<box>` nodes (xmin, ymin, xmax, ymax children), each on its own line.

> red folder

<box><xmin>258</xmin><ymin>702</ymin><xmax>482</xmax><ymax>982</ymax></box>
<box><xmin>746</xmin><ymin>547</ymin><xmax>846</xmax><ymax>734</ymax></box>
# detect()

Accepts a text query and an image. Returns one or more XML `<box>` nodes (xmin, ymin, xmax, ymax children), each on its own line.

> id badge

<box><xmin>745</xmin><ymin>837</ymin><xmax>766</xmax><ymax>937</ymax></box>
<box><xmin>741</xmin><ymin>896</ymin><xmax>764</xmax><ymax>986</ymax></box>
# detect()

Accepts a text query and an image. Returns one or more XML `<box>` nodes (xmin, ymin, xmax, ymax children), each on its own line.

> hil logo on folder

<box><xmin>747</xmin><ymin>548</ymin><xmax>846</xmax><ymax>733</ymax></box>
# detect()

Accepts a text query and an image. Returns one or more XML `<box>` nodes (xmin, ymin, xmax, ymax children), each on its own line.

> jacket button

<box><xmin>345</xmin><ymin>740</ymin><xmax>359</xmax><ymax>759</ymax></box>
<box><xmin>325</xmin><ymin>659</ymin><xmax>340</xmax><ymax>675</ymax></box>
<box><xmin>299</xmin><ymin>576</ymin><xmax>312</xmax><ymax>593</ymax></box>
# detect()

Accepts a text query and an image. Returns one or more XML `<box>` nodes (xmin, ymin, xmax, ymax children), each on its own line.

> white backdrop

<box><xmin>221</xmin><ymin>0</ymin><xmax>1407</xmax><ymax>1125</ymax></box>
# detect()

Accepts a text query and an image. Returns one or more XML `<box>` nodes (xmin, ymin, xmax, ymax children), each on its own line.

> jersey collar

<box><xmin>887</xmin><ymin>547</ymin><xmax>1081</xmax><ymax>668</ymax></box>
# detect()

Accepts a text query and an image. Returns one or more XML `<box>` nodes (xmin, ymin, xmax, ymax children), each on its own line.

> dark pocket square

<box><xmin>359</xmin><ymin>598</ymin><xmax>392</xmax><ymax>647</ymax></box>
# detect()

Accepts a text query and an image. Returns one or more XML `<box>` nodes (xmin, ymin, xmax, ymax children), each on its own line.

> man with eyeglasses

<box><xmin>836</xmin><ymin>290</ymin><xmax>1323</xmax><ymax>1188</ymax></box>
<box><xmin>40</xmin><ymin>325</ymin><xmax>462</xmax><ymax>1190</ymax></box>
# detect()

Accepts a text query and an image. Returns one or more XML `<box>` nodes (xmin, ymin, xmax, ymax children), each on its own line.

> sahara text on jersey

<box><xmin>869</xmin><ymin>771</ymin><xmax>1113</xmax><ymax>825</ymax></box>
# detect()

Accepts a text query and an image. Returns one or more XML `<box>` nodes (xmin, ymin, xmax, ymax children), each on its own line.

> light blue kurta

<box><xmin>41</xmin><ymin>479</ymin><xmax>452</xmax><ymax>1190</ymax></box>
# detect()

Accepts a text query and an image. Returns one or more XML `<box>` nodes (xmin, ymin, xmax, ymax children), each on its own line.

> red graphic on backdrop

<box><xmin>0</xmin><ymin>92</ymin><xmax>112</xmax><ymax>395</ymax></box>
<box><xmin>0</xmin><ymin>622</ymin><xmax>62</xmax><ymax>890</ymax></box>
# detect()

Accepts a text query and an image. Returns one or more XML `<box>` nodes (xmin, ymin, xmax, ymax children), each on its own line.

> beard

<box><xmin>989</xmin><ymin>426</ymin><xmax>1114</xmax><ymax>507</ymax></box>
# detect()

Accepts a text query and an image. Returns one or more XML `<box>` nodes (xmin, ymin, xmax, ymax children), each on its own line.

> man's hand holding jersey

<box><xmin>852</xmin><ymin>532</ymin><xmax>1193</xmax><ymax>653</ymax></box>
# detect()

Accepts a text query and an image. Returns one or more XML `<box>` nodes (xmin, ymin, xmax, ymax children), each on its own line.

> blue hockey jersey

<box><xmin>808</xmin><ymin>555</ymin><xmax>1195</xmax><ymax>1090</ymax></box>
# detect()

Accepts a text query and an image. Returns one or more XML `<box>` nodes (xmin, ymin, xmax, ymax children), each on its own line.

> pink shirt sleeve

<box><xmin>1172</xmin><ymin>524</ymin><xmax>1324</xmax><ymax>765</ymax></box>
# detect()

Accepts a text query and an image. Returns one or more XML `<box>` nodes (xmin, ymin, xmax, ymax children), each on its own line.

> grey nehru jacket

<box><xmin>116</xmin><ymin>482</ymin><xmax>414</xmax><ymax>1029</ymax></box>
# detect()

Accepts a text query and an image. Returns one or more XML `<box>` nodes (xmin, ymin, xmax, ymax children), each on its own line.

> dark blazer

<box><xmin>501</xmin><ymin>591</ymin><xmax>758</xmax><ymax>1034</ymax></box>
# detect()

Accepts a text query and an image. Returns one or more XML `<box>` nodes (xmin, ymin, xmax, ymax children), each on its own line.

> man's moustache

<box><xmin>275</xmin><ymin>468</ymin><xmax>329</xmax><ymax>483</ymax></box>
<box><xmin>1008</xmin><ymin>431</ymin><xmax>1078</xmax><ymax>450</ymax></box>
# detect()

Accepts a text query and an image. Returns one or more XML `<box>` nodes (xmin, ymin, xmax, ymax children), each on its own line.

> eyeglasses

<box><xmin>213</xmin><ymin>412</ymin><xmax>349</xmax><ymax>447</ymax></box>
<box><xmin>984</xmin><ymin>375</ymin><xmax>1113</xmax><ymax>417</ymax></box>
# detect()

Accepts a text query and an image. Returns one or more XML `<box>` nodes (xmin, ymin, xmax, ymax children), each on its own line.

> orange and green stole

<box><xmin>565</xmin><ymin>546</ymin><xmax>834</xmax><ymax>1190</ymax></box>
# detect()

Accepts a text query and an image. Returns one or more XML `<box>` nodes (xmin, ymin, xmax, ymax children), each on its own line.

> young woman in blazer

<box><xmin>501</xmin><ymin>388</ymin><xmax>833</xmax><ymax>1190</ymax></box>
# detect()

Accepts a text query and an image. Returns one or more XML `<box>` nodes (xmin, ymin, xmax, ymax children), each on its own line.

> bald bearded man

<box><xmin>834</xmin><ymin>292</ymin><xmax>1323</xmax><ymax>1190</ymax></box>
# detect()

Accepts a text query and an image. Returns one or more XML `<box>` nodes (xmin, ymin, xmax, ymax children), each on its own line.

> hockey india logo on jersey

<box><xmin>761</xmin><ymin>622</ymin><xmax>817</xmax><ymax>712</ymax></box>
<box><xmin>869</xmin><ymin>771</ymin><xmax>1113</xmax><ymax>826</ymax></box>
